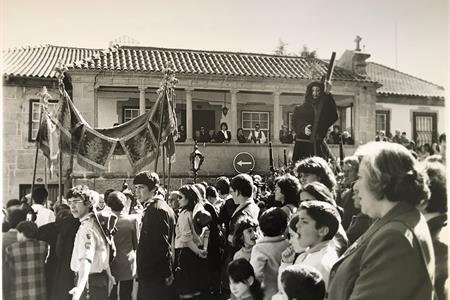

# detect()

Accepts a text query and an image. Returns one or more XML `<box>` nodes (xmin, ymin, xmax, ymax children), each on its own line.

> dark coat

<box><xmin>427</xmin><ymin>214</ymin><xmax>448</xmax><ymax>300</ymax></box>
<box><xmin>327</xmin><ymin>202</ymin><xmax>435</xmax><ymax>300</ymax></box>
<box><xmin>292</xmin><ymin>83</ymin><xmax>338</xmax><ymax>162</ymax></box>
<box><xmin>137</xmin><ymin>198</ymin><xmax>176</xmax><ymax>281</ymax></box>
<box><xmin>52</xmin><ymin>215</ymin><xmax>80</xmax><ymax>300</ymax></box>
<box><xmin>215</xmin><ymin>130</ymin><xmax>231</xmax><ymax>143</ymax></box>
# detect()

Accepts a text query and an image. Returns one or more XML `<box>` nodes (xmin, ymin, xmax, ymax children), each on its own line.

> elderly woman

<box><xmin>327</xmin><ymin>142</ymin><xmax>435</xmax><ymax>300</ymax></box>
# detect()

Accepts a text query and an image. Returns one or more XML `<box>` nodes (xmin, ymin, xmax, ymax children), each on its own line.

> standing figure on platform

<box><xmin>292</xmin><ymin>81</ymin><xmax>337</xmax><ymax>163</ymax></box>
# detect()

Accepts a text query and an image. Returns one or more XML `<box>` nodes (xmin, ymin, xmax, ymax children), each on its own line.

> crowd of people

<box><xmin>2</xmin><ymin>137</ymin><xmax>447</xmax><ymax>300</ymax></box>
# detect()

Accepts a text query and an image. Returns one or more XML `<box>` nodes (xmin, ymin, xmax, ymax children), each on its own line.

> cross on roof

<box><xmin>355</xmin><ymin>35</ymin><xmax>362</xmax><ymax>51</ymax></box>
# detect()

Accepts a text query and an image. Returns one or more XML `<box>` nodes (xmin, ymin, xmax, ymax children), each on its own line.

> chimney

<box><xmin>336</xmin><ymin>35</ymin><xmax>370</xmax><ymax>77</ymax></box>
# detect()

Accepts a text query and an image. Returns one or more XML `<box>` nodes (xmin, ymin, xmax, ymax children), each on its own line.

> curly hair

<box><xmin>356</xmin><ymin>142</ymin><xmax>430</xmax><ymax>206</ymax></box>
<box><xmin>66</xmin><ymin>185</ymin><xmax>93</xmax><ymax>207</ymax></box>
<box><xmin>275</xmin><ymin>174</ymin><xmax>301</xmax><ymax>207</ymax></box>
<box><xmin>232</xmin><ymin>216</ymin><xmax>259</xmax><ymax>248</ymax></box>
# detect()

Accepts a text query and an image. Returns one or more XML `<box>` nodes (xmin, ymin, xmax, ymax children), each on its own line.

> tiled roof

<box><xmin>69</xmin><ymin>45</ymin><xmax>369</xmax><ymax>82</ymax></box>
<box><xmin>3</xmin><ymin>45</ymin><xmax>100</xmax><ymax>78</ymax></box>
<box><xmin>367</xmin><ymin>62</ymin><xmax>445</xmax><ymax>98</ymax></box>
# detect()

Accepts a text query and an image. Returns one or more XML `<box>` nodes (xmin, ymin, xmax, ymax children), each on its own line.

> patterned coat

<box><xmin>4</xmin><ymin>240</ymin><xmax>49</xmax><ymax>300</ymax></box>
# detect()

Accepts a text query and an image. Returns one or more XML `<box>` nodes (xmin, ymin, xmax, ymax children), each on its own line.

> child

<box><xmin>228</xmin><ymin>258</ymin><xmax>264</xmax><ymax>300</ymax></box>
<box><xmin>250</xmin><ymin>208</ymin><xmax>290</xmax><ymax>300</ymax></box>
<box><xmin>279</xmin><ymin>264</ymin><xmax>325</xmax><ymax>300</ymax></box>
<box><xmin>233</xmin><ymin>216</ymin><xmax>259</xmax><ymax>261</ymax></box>
<box><xmin>4</xmin><ymin>221</ymin><xmax>49</xmax><ymax>300</ymax></box>
<box><xmin>279</xmin><ymin>200</ymin><xmax>340</xmax><ymax>290</ymax></box>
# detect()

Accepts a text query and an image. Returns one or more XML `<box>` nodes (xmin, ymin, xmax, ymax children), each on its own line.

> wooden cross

<box><xmin>355</xmin><ymin>35</ymin><xmax>362</xmax><ymax>51</ymax></box>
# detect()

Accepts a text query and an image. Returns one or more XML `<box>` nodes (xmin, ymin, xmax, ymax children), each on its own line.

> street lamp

<box><xmin>190</xmin><ymin>141</ymin><xmax>204</xmax><ymax>183</ymax></box>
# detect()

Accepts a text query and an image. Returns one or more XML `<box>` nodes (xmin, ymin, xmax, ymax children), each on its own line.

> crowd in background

<box><xmin>1</xmin><ymin>133</ymin><xmax>447</xmax><ymax>300</ymax></box>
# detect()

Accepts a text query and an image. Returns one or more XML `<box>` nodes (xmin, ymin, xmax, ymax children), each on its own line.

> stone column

<box><xmin>138</xmin><ymin>86</ymin><xmax>147</xmax><ymax>115</ymax></box>
<box><xmin>230</xmin><ymin>90</ymin><xmax>238</xmax><ymax>142</ymax></box>
<box><xmin>186</xmin><ymin>88</ymin><xmax>194</xmax><ymax>142</ymax></box>
<box><xmin>354</xmin><ymin>86</ymin><xmax>377</xmax><ymax>144</ymax></box>
<box><xmin>273</xmin><ymin>91</ymin><xmax>281</xmax><ymax>143</ymax></box>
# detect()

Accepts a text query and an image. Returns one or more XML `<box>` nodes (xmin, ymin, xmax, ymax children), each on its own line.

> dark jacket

<box><xmin>292</xmin><ymin>82</ymin><xmax>338</xmax><ymax>161</ymax></box>
<box><xmin>327</xmin><ymin>202</ymin><xmax>435</xmax><ymax>300</ymax></box>
<box><xmin>137</xmin><ymin>198</ymin><xmax>176</xmax><ymax>281</ymax></box>
<box><xmin>427</xmin><ymin>214</ymin><xmax>448</xmax><ymax>300</ymax></box>
<box><xmin>215</xmin><ymin>130</ymin><xmax>231</xmax><ymax>143</ymax></box>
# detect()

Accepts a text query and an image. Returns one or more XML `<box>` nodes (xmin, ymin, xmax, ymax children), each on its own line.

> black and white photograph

<box><xmin>1</xmin><ymin>0</ymin><xmax>448</xmax><ymax>299</ymax></box>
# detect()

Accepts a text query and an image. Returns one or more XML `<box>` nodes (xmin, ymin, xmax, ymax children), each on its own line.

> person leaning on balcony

<box><xmin>197</xmin><ymin>126</ymin><xmax>212</xmax><ymax>143</ymax></box>
<box><xmin>248</xmin><ymin>124</ymin><xmax>267</xmax><ymax>144</ymax></box>
<box><xmin>215</xmin><ymin>122</ymin><xmax>231</xmax><ymax>143</ymax></box>
<box><xmin>237</xmin><ymin>128</ymin><xmax>247</xmax><ymax>143</ymax></box>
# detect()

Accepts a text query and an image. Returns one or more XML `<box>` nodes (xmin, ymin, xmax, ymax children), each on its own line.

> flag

<box><xmin>36</xmin><ymin>109</ymin><xmax>59</xmax><ymax>175</ymax></box>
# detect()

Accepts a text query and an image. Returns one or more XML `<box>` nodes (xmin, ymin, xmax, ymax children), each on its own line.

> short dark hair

<box><xmin>280</xmin><ymin>265</ymin><xmax>325</xmax><ymax>300</ymax></box>
<box><xmin>439</xmin><ymin>133</ymin><xmax>446</xmax><ymax>144</ymax></box>
<box><xmin>302</xmin><ymin>182</ymin><xmax>336</xmax><ymax>207</ymax></box>
<box><xmin>104</xmin><ymin>189</ymin><xmax>115</xmax><ymax>202</ymax></box>
<box><xmin>133</xmin><ymin>171</ymin><xmax>160</xmax><ymax>191</ymax></box>
<box><xmin>16</xmin><ymin>221</ymin><xmax>38</xmax><ymax>239</ymax></box>
<box><xmin>66</xmin><ymin>185</ymin><xmax>92</xmax><ymax>207</ymax></box>
<box><xmin>7</xmin><ymin>207</ymin><xmax>27</xmax><ymax>229</ymax></box>
<box><xmin>216</xmin><ymin>176</ymin><xmax>230</xmax><ymax>195</ymax></box>
<box><xmin>259</xmin><ymin>207</ymin><xmax>288</xmax><ymax>237</ymax></box>
<box><xmin>6</xmin><ymin>199</ymin><xmax>20</xmax><ymax>209</ymax></box>
<box><xmin>178</xmin><ymin>185</ymin><xmax>199</xmax><ymax>211</ymax></box>
<box><xmin>220</xmin><ymin>122</ymin><xmax>228</xmax><ymax>130</ymax></box>
<box><xmin>230</xmin><ymin>174</ymin><xmax>254</xmax><ymax>198</ymax></box>
<box><xmin>233</xmin><ymin>216</ymin><xmax>259</xmax><ymax>248</ymax></box>
<box><xmin>107</xmin><ymin>191</ymin><xmax>126</xmax><ymax>212</ymax></box>
<box><xmin>295</xmin><ymin>157</ymin><xmax>336</xmax><ymax>191</ymax></box>
<box><xmin>228</xmin><ymin>258</ymin><xmax>264</xmax><ymax>300</ymax></box>
<box><xmin>275</xmin><ymin>174</ymin><xmax>301</xmax><ymax>206</ymax></box>
<box><xmin>422</xmin><ymin>161</ymin><xmax>447</xmax><ymax>214</ymax></box>
<box><xmin>205</xmin><ymin>186</ymin><xmax>218</xmax><ymax>198</ymax></box>
<box><xmin>32</xmin><ymin>186</ymin><xmax>48</xmax><ymax>204</ymax></box>
<box><xmin>299</xmin><ymin>200</ymin><xmax>340</xmax><ymax>241</ymax></box>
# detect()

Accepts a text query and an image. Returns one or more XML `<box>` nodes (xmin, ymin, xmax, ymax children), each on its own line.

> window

<box><xmin>123</xmin><ymin>107</ymin><xmax>150</xmax><ymax>123</ymax></box>
<box><xmin>242</xmin><ymin>111</ymin><xmax>270</xmax><ymax>131</ymax></box>
<box><xmin>375</xmin><ymin>110</ymin><xmax>390</xmax><ymax>135</ymax></box>
<box><xmin>29</xmin><ymin>100</ymin><xmax>59</xmax><ymax>141</ymax></box>
<box><xmin>413</xmin><ymin>112</ymin><xmax>437</xmax><ymax>146</ymax></box>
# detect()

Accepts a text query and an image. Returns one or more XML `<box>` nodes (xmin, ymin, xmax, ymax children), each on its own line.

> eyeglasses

<box><xmin>68</xmin><ymin>199</ymin><xmax>84</xmax><ymax>205</ymax></box>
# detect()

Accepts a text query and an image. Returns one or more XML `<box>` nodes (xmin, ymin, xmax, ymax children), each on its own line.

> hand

<box><xmin>305</xmin><ymin>124</ymin><xmax>312</xmax><ymax>136</ymax></box>
<box><xmin>282</xmin><ymin>245</ymin><xmax>296</xmax><ymax>263</ymax></box>
<box><xmin>324</xmin><ymin>80</ymin><xmax>332</xmax><ymax>94</ymax></box>
<box><xmin>69</xmin><ymin>286</ymin><xmax>84</xmax><ymax>300</ymax></box>
<box><xmin>197</xmin><ymin>249</ymin><xmax>208</xmax><ymax>259</ymax></box>
<box><xmin>165</xmin><ymin>274</ymin><xmax>174</xmax><ymax>286</ymax></box>
<box><xmin>107</xmin><ymin>274</ymin><xmax>116</xmax><ymax>295</ymax></box>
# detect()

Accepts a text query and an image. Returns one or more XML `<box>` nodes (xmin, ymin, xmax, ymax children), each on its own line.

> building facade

<box><xmin>2</xmin><ymin>44</ymin><xmax>445</xmax><ymax>201</ymax></box>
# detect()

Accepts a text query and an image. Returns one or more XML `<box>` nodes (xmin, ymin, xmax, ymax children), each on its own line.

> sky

<box><xmin>1</xmin><ymin>0</ymin><xmax>448</xmax><ymax>87</ymax></box>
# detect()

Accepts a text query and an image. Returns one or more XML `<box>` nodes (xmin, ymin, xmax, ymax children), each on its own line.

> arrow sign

<box><xmin>237</xmin><ymin>160</ymin><xmax>252</xmax><ymax>167</ymax></box>
<box><xmin>233</xmin><ymin>152</ymin><xmax>255</xmax><ymax>174</ymax></box>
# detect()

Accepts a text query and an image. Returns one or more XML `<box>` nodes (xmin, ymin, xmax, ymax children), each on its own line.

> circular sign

<box><xmin>233</xmin><ymin>152</ymin><xmax>255</xmax><ymax>174</ymax></box>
